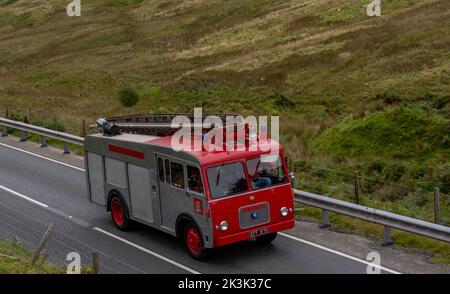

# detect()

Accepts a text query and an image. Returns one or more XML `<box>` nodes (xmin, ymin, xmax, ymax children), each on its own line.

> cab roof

<box><xmin>147</xmin><ymin>135</ymin><xmax>282</xmax><ymax>166</ymax></box>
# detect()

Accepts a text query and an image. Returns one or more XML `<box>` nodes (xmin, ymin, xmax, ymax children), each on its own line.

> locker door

<box><xmin>87</xmin><ymin>153</ymin><xmax>106</xmax><ymax>205</ymax></box>
<box><xmin>128</xmin><ymin>164</ymin><xmax>154</xmax><ymax>223</ymax></box>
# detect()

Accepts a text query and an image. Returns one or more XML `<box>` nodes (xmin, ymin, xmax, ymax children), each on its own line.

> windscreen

<box><xmin>246</xmin><ymin>154</ymin><xmax>287</xmax><ymax>190</ymax></box>
<box><xmin>207</xmin><ymin>162</ymin><xmax>249</xmax><ymax>199</ymax></box>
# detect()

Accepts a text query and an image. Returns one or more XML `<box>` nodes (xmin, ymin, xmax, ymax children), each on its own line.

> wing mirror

<box><xmin>286</xmin><ymin>156</ymin><xmax>296</xmax><ymax>187</ymax></box>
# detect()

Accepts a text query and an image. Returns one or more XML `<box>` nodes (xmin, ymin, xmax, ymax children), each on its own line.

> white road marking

<box><xmin>279</xmin><ymin>232</ymin><xmax>401</xmax><ymax>274</ymax></box>
<box><xmin>0</xmin><ymin>184</ymin><xmax>49</xmax><ymax>208</ymax></box>
<box><xmin>0</xmin><ymin>142</ymin><xmax>405</xmax><ymax>274</ymax></box>
<box><xmin>93</xmin><ymin>227</ymin><xmax>201</xmax><ymax>274</ymax></box>
<box><xmin>0</xmin><ymin>142</ymin><xmax>85</xmax><ymax>172</ymax></box>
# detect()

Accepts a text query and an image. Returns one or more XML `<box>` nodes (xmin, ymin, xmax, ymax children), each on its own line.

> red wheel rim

<box><xmin>186</xmin><ymin>227</ymin><xmax>202</xmax><ymax>255</ymax></box>
<box><xmin>111</xmin><ymin>200</ymin><xmax>124</xmax><ymax>226</ymax></box>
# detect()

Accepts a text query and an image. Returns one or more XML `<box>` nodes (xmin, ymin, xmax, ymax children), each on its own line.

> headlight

<box><xmin>220</xmin><ymin>221</ymin><xmax>229</xmax><ymax>231</ymax></box>
<box><xmin>280</xmin><ymin>207</ymin><xmax>289</xmax><ymax>217</ymax></box>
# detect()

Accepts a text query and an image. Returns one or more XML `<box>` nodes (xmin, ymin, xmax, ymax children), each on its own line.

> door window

<box><xmin>171</xmin><ymin>162</ymin><xmax>185</xmax><ymax>189</ymax></box>
<box><xmin>187</xmin><ymin>165</ymin><xmax>204</xmax><ymax>194</ymax></box>
<box><xmin>158</xmin><ymin>157</ymin><xmax>165</xmax><ymax>182</ymax></box>
<box><xmin>165</xmin><ymin>159</ymin><xmax>171</xmax><ymax>184</ymax></box>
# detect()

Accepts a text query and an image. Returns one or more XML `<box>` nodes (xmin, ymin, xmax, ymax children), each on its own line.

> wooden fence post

<box><xmin>81</xmin><ymin>119</ymin><xmax>86</xmax><ymax>137</ymax></box>
<box><xmin>92</xmin><ymin>251</ymin><xmax>99</xmax><ymax>274</ymax></box>
<box><xmin>31</xmin><ymin>224</ymin><xmax>54</xmax><ymax>265</ymax></box>
<box><xmin>434</xmin><ymin>187</ymin><xmax>440</xmax><ymax>224</ymax></box>
<box><xmin>354</xmin><ymin>171</ymin><xmax>361</xmax><ymax>205</ymax></box>
<box><xmin>53</xmin><ymin>113</ymin><xmax>57</xmax><ymax>130</ymax></box>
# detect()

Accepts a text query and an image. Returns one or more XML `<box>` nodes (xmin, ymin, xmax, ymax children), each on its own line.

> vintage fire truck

<box><xmin>84</xmin><ymin>114</ymin><xmax>295</xmax><ymax>260</ymax></box>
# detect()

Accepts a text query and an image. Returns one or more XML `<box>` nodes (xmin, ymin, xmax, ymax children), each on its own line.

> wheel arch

<box><xmin>175</xmin><ymin>213</ymin><xmax>202</xmax><ymax>239</ymax></box>
<box><xmin>106</xmin><ymin>189</ymin><xmax>130</xmax><ymax>216</ymax></box>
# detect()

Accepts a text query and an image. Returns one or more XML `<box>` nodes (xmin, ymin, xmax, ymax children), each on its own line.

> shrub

<box><xmin>376</xmin><ymin>90</ymin><xmax>400</xmax><ymax>105</ymax></box>
<box><xmin>119</xmin><ymin>88</ymin><xmax>139</xmax><ymax>107</ymax></box>
<box><xmin>273</xmin><ymin>92</ymin><xmax>296</xmax><ymax>108</ymax></box>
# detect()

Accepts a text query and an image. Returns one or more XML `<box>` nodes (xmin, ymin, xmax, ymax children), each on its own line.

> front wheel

<box><xmin>184</xmin><ymin>223</ymin><xmax>208</xmax><ymax>261</ymax></box>
<box><xmin>255</xmin><ymin>232</ymin><xmax>277</xmax><ymax>244</ymax></box>
<box><xmin>110</xmin><ymin>195</ymin><xmax>131</xmax><ymax>231</ymax></box>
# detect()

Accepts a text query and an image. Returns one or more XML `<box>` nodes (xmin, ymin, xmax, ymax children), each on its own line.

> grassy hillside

<box><xmin>0</xmin><ymin>0</ymin><xmax>449</xmax><ymax>255</ymax></box>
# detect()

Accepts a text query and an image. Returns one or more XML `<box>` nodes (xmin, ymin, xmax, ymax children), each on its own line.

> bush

<box><xmin>376</xmin><ymin>90</ymin><xmax>400</xmax><ymax>105</ymax></box>
<box><xmin>119</xmin><ymin>88</ymin><xmax>139</xmax><ymax>107</ymax></box>
<box><xmin>273</xmin><ymin>92</ymin><xmax>296</xmax><ymax>108</ymax></box>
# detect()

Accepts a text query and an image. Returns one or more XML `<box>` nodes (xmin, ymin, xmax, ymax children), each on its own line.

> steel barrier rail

<box><xmin>1</xmin><ymin>117</ymin><xmax>449</xmax><ymax>243</ymax></box>
<box><xmin>294</xmin><ymin>189</ymin><xmax>450</xmax><ymax>243</ymax></box>
<box><xmin>0</xmin><ymin>117</ymin><xmax>84</xmax><ymax>146</ymax></box>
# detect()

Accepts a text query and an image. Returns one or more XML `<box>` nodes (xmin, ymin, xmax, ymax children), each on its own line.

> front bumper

<box><xmin>214</xmin><ymin>218</ymin><xmax>295</xmax><ymax>248</ymax></box>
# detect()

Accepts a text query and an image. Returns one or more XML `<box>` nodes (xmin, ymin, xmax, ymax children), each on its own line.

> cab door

<box><xmin>156</xmin><ymin>156</ymin><xmax>189</xmax><ymax>231</ymax></box>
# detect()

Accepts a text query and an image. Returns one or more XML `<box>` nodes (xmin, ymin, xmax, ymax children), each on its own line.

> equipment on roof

<box><xmin>96</xmin><ymin>118</ymin><xmax>121</xmax><ymax>136</ymax></box>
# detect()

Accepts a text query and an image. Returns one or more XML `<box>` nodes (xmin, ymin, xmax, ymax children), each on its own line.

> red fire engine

<box><xmin>84</xmin><ymin>114</ymin><xmax>295</xmax><ymax>260</ymax></box>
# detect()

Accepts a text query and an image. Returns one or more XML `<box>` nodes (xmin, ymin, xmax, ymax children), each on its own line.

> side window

<box><xmin>158</xmin><ymin>157</ymin><xmax>164</xmax><ymax>182</ymax></box>
<box><xmin>187</xmin><ymin>165</ymin><xmax>204</xmax><ymax>194</ymax></box>
<box><xmin>171</xmin><ymin>162</ymin><xmax>185</xmax><ymax>189</ymax></box>
<box><xmin>165</xmin><ymin>159</ymin><xmax>171</xmax><ymax>184</ymax></box>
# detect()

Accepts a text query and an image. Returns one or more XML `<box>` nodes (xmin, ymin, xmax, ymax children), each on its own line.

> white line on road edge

<box><xmin>0</xmin><ymin>184</ymin><xmax>49</xmax><ymax>208</ymax></box>
<box><xmin>279</xmin><ymin>232</ymin><xmax>401</xmax><ymax>274</ymax></box>
<box><xmin>0</xmin><ymin>142</ymin><xmax>85</xmax><ymax>172</ymax></box>
<box><xmin>93</xmin><ymin>227</ymin><xmax>201</xmax><ymax>274</ymax></box>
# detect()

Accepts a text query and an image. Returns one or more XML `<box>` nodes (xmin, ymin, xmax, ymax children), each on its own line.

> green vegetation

<box><xmin>119</xmin><ymin>88</ymin><xmax>140</xmax><ymax>107</ymax></box>
<box><xmin>312</xmin><ymin>107</ymin><xmax>449</xmax><ymax>162</ymax></box>
<box><xmin>0</xmin><ymin>239</ymin><xmax>63</xmax><ymax>274</ymax></box>
<box><xmin>0</xmin><ymin>0</ymin><xmax>449</xmax><ymax>260</ymax></box>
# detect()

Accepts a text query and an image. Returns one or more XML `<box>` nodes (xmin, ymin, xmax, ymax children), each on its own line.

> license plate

<box><xmin>249</xmin><ymin>228</ymin><xmax>269</xmax><ymax>237</ymax></box>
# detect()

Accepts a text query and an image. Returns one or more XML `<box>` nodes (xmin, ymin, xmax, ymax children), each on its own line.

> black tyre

<box><xmin>110</xmin><ymin>195</ymin><xmax>131</xmax><ymax>231</ymax></box>
<box><xmin>255</xmin><ymin>232</ymin><xmax>277</xmax><ymax>244</ymax></box>
<box><xmin>183</xmin><ymin>222</ymin><xmax>209</xmax><ymax>261</ymax></box>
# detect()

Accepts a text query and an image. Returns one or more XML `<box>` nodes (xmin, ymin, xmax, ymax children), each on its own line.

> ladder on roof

<box><xmin>98</xmin><ymin>113</ymin><xmax>236</xmax><ymax>137</ymax></box>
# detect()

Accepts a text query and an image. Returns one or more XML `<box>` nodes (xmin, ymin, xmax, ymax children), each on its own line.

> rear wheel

<box><xmin>183</xmin><ymin>223</ymin><xmax>208</xmax><ymax>261</ymax></box>
<box><xmin>110</xmin><ymin>196</ymin><xmax>130</xmax><ymax>231</ymax></box>
<box><xmin>255</xmin><ymin>232</ymin><xmax>277</xmax><ymax>244</ymax></box>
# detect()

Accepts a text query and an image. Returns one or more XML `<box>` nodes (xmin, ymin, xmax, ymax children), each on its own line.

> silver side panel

<box><xmin>128</xmin><ymin>164</ymin><xmax>154</xmax><ymax>223</ymax></box>
<box><xmin>87</xmin><ymin>152</ymin><xmax>106</xmax><ymax>205</ymax></box>
<box><xmin>105</xmin><ymin>157</ymin><xmax>127</xmax><ymax>189</ymax></box>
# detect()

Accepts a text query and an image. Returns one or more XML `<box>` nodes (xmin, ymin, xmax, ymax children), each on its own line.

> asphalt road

<box><xmin>0</xmin><ymin>143</ymin><xmax>395</xmax><ymax>274</ymax></box>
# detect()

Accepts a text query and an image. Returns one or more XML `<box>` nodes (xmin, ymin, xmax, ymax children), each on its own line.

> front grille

<box><xmin>238</xmin><ymin>202</ymin><xmax>270</xmax><ymax>229</ymax></box>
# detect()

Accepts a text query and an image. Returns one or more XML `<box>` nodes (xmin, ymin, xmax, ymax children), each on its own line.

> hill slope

<box><xmin>0</xmin><ymin>1</ymin><xmax>449</xmax><ymax>208</ymax></box>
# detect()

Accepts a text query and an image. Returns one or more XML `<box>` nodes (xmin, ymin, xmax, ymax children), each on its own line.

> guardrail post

<box><xmin>1</xmin><ymin>126</ymin><xmax>7</xmax><ymax>137</ymax></box>
<box><xmin>382</xmin><ymin>209</ymin><xmax>394</xmax><ymax>247</ymax></box>
<box><xmin>63</xmin><ymin>142</ymin><xmax>70</xmax><ymax>154</ymax></box>
<box><xmin>320</xmin><ymin>194</ymin><xmax>331</xmax><ymax>229</ymax></box>
<box><xmin>20</xmin><ymin>130</ymin><xmax>27</xmax><ymax>142</ymax></box>
<box><xmin>40</xmin><ymin>136</ymin><xmax>47</xmax><ymax>147</ymax></box>
<box><xmin>434</xmin><ymin>187</ymin><xmax>440</xmax><ymax>224</ymax></box>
